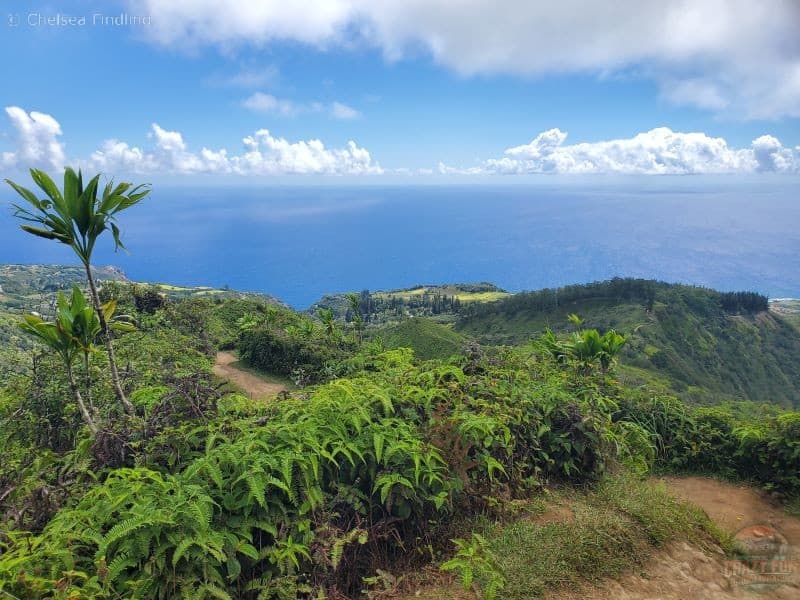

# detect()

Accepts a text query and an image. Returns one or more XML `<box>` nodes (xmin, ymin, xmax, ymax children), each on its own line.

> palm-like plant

<box><xmin>19</xmin><ymin>286</ymin><xmax>135</xmax><ymax>433</ymax></box>
<box><xmin>317</xmin><ymin>308</ymin><xmax>339</xmax><ymax>342</ymax></box>
<box><xmin>598</xmin><ymin>330</ymin><xmax>626</xmax><ymax>373</ymax></box>
<box><xmin>6</xmin><ymin>167</ymin><xmax>150</xmax><ymax>413</ymax></box>
<box><xmin>346</xmin><ymin>293</ymin><xmax>364</xmax><ymax>343</ymax></box>
<box><xmin>565</xmin><ymin>328</ymin><xmax>627</xmax><ymax>374</ymax></box>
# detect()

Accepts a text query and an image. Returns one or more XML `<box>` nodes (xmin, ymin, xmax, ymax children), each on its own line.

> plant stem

<box><xmin>83</xmin><ymin>351</ymin><xmax>98</xmax><ymax>418</ymax></box>
<box><xmin>84</xmin><ymin>262</ymin><xmax>134</xmax><ymax>414</ymax></box>
<box><xmin>66</xmin><ymin>360</ymin><xmax>98</xmax><ymax>433</ymax></box>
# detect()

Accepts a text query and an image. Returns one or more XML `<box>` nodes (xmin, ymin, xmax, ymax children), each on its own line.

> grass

<box><xmin>234</xmin><ymin>361</ymin><xmax>297</xmax><ymax>389</ymax></box>
<box><xmin>228</xmin><ymin>352</ymin><xmax>298</xmax><ymax>390</ymax></box>
<box><xmin>486</xmin><ymin>474</ymin><xmax>726</xmax><ymax>598</ymax></box>
<box><xmin>452</xmin><ymin>291</ymin><xmax>510</xmax><ymax>303</ymax></box>
<box><xmin>372</xmin><ymin>286</ymin><xmax>510</xmax><ymax>304</ymax></box>
<box><xmin>787</xmin><ymin>496</ymin><xmax>800</xmax><ymax>519</ymax></box>
<box><xmin>771</xmin><ymin>299</ymin><xmax>800</xmax><ymax>332</ymax></box>
<box><xmin>457</xmin><ymin>299</ymin><xmax>648</xmax><ymax>345</ymax></box>
<box><xmin>408</xmin><ymin>473</ymin><xmax>728</xmax><ymax>600</ymax></box>
<box><xmin>459</xmin><ymin>287</ymin><xmax>800</xmax><ymax>408</ymax></box>
<box><xmin>374</xmin><ymin>318</ymin><xmax>469</xmax><ymax>360</ymax></box>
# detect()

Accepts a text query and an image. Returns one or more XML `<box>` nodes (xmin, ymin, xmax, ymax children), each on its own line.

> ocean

<box><xmin>1</xmin><ymin>179</ymin><xmax>798</xmax><ymax>308</ymax></box>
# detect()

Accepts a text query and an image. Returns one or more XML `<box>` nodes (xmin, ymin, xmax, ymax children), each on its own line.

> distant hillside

<box><xmin>372</xmin><ymin>318</ymin><xmax>469</xmax><ymax>360</ymax></box>
<box><xmin>308</xmin><ymin>282</ymin><xmax>507</xmax><ymax>324</ymax></box>
<box><xmin>0</xmin><ymin>264</ymin><xmax>285</xmax><ymax>310</ymax></box>
<box><xmin>457</xmin><ymin>279</ymin><xmax>800</xmax><ymax>407</ymax></box>
<box><xmin>0</xmin><ymin>264</ymin><xmax>285</xmax><ymax>375</ymax></box>
<box><xmin>0</xmin><ymin>264</ymin><xmax>127</xmax><ymax>309</ymax></box>
<box><xmin>771</xmin><ymin>298</ymin><xmax>800</xmax><ymax>332</ymax></box>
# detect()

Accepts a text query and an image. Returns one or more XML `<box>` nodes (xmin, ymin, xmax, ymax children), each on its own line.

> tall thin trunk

<box><xmin>83</xmin><ymin>352</ymin><xmax>97</xmax><ymax>418</ymax></box>
<box><xmin>66</xmin><ymin>360</ymin><xmax>98</xmax><ymax>433</ymax></box>
<box><xmin>84</xmin><ymin>263</ymin><xmax>134</xmax><ymax>414</ymax></box>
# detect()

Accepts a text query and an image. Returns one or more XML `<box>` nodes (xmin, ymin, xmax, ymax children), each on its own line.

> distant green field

<box><xmin>372</xmin><ymin>285</ymin><xmax>509</xmax><ymax>303</ymax></box>
<box><xmin>771</xmin><ymin>298</ymin><xmax>800</xmax><ymax>331</ymax></box>
<box><xmin>147</xmin><ymin>283</ymin><xmax>228</xmax><ymax>297</ymax></box>
<box><xmin>373</xmin><ymin>317</ymin><xmax>469</xmax><ymax>360</ymax></box>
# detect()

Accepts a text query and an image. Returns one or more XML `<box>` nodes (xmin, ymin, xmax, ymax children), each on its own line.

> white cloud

<box><xmin>448</xmin><ymin>127</ymin><xmax>798</xmax><ymax>175</ymax></box>
<box><xmin>128</xmin><ymin>0</ymin><xmax>800</xmax><ymax>119</ymax></box>
<box><xmin>330</xmin><ymin>102</ymin><xmax>360</xmax><ymax>120</ymax></box>
<box><xmin>88</xmin><ymin>123</ymin><xmax>382</xmax><ymax>175</ymax></box>
<box><xmin>241</xmin><ymin>92</ymin><xmax>300</xmax><ymax>117</ymax></box>
<box><xmin>134</xmin><ymin>0</ymin><xmax>353</xmax><ymax>49</ymax></box>
<box><xmin>242</xmin><ymin>93</ymin><xmax>361</xmax><ymax>120</ymax></box>
<box><xmin>1</xmin><ymin>106</ymin><xmax>66</xmax><ymax>170</ymax></box>
<box><xmin>2</xmin><ymin>106</ymin><xmax>796</xmax><ymax>177</ymax></box>
<box><xmin>234</xmin><ymin>129</ymin><xmax>380</xmax><ymax>174</ymax></box>
<box><xmin>750</xmin><ymin>135</ymin><xmax>796</xmax><ymax>173</ymax></box>
<box><xmin>2</xmin><ymin>106</ymin><xmax>381</xmax><ymax>176</ymax></box>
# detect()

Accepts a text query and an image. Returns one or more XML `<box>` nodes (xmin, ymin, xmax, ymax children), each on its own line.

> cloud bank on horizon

<box><xmin>1</xmin><ymin>106</ymin><xmax>798</xmax><ymax>176</ymax></box>
<box><xmin>0</xmin><ymin>107</ymin><xmax>382</xmax><ymax>176</ymax></box>
<box><xmin>129</xmin><ymin>0</ymin><xmax>800</xmax><ymax>120</ymax></box>
<box><xmin>441</xmin><ymin>128</ymin><xmax>799</xmax><ymax>175</ymax></box>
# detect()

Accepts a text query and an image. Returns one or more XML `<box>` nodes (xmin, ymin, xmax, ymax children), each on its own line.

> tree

<box><xmin>6</xmin><ymin>168</ymin><xmax>150</xmax><ymax>413</ymax></box>
<box><xmin>317</xmin><ymin>308</ymin><xmax>339</xmax><ymax>342</ymax></box>
<box><xmin>346</xmin><ymin>292</ymin><xmax>364</xmax><ymax>343</ymax></box>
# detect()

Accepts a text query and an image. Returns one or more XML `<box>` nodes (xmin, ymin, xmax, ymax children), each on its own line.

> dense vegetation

<box><xmin>372</xmin><ymin>317</ymin><xmax>468</xmax><ymax>360</ymax></box>
<box><xmin>1</xmin><ymin>169</ymin><xmax>798</xmax><ymax>598</ymax></box>
<box><xmin>458</xmin><ymin>278</ymin><xmax>800</xmax><ymax>407</ymax></box>
<box><xmin>3</xmin><ymin>291</ymin><xmax>799</xmax><ymax>597</ymax></box>
<box><xmin>309</xmin><ymin>283</ymin><xmax>507</xmax><ymax>325</ymax></box>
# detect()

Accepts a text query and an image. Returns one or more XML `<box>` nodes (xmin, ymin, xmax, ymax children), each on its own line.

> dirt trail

<box><xmin>212</xmin><ymin>351</ymin><xmax>287</xmax><ymax>400</ymax></box>
<box><xmin>662</xmin><ymin>476</ymin><xmax>800</xmax><ymax>548</ymax></box>
<box><xmin>554</xmin><ymin>477</ymin><xmax>800</xmax><ymax>599</ymax></box>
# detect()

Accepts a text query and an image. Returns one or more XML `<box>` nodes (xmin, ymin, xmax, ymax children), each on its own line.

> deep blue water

<box><xmin>1</xmin><ymin>181</ymin><xmax>798</xmax><ymax>307</ymax></box>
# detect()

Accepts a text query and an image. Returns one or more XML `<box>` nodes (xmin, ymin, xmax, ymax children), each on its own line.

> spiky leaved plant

<box><xmin>19</xmin><ymin>285</ymin><xmax>135</xmax><ymax>432</ymax></box>
<box><xmin>6</xmin><ymin>167</ymin><xmax>150</xmax><ymax>413</ymax></box>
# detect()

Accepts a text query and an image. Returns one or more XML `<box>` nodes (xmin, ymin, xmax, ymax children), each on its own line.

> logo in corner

<box><xmin>725</xmin><ymin>524</ymin><xmax>797</xmax><ymax>591</ymax></box>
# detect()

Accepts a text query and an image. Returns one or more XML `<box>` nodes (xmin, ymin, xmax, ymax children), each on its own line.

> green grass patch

<box><xmin>477</xmin><ymin>473</ymin><xmax>726</xmax><ymax>599</ymax></box>
<box><xmin>374</xmin><ymin>318</ymin><xmax>469</xmax><ymax>360</ymax></box>
<box><xmin>372</xmin><ymin>285</ymin><xmax>509</xmax><ymax>303</ymax></box>
<box><xmin>228</xmin><ymin>354</ymin><xmax>298</xmax><ymax>390</ymax></box>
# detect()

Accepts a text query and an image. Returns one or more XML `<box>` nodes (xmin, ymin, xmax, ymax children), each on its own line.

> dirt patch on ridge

<box><xmin>212</xmin><ymin>351</ymin><xmax>287</xmax><ymax>400</ymax></box>
<box><xmin>554</xmin><ymin>477</ymin><xmax>800</xmax><ymax>599</ymax></box>
<box><xmin>662</xmin><ymin>476</ymin><xmax>800</xmax><ymax>547</ymax></box>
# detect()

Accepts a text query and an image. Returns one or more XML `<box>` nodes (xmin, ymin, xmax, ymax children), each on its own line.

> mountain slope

<box><xmin>373</xmin><ymin>318</ymin><xmax>469</xmax><ymax>360</ymax></box>
<box><xmin>457</xmin><ymin>279</ymin><xmax>800</xmax><ymax>407</ymax></box>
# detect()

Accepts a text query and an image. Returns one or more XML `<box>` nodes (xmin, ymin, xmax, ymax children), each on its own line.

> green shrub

<box><xmin>615</xmin><ymin>389</ymin><xmax>800</xmax><ymax>495</ymax></box>
<box><xmin>238</xmin><ymin>324</ymin><xmax>351</xmax><ymax>384</ymax></box>
<box><xmin>0</xmin><ymin>344</ymin><xmax>634</xmax><ymax>598</ymax></box>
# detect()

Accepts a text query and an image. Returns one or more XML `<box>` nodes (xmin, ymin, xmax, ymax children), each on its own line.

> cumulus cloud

<box><xmin>2</xmin><ymin>106</ymin><xmax>381</xmax><ymax>176</ymax></box>
<box><xmin>89</xmin><ymin>124</ymin><xmax>382</xmax><ymax>175</ymax></box>
<box><xmin>128</xmin><ymin>0</ymin><xmax>800</xmax><ymax>119</ymax></box>
<box><xmin>1</xmin><ymin>106</ymin><xmax>66</xmax><ymax>171</ymax></box>
<box><xmin>2</xmin><ymin>106</ymin><xmax>796</xmax><ymax>177</ymax></box>
<box><xmin>234</xmin><ymin>129</ymin><xmax>378</xmax><ymax>174</ymax></box>
<box><xmin>446</xmin><ymin>127</ymin><xmax>798</xmax><ymax>175</ymax></box>
<box><xmin>241</xmin><ymin>93</ymin><xmax>301</xmax><ymax>117</ymax></box>
<box><xmin>242</xmin><ymin>93</ymin><xmax>361</xmax><ymax>120</ymax></box>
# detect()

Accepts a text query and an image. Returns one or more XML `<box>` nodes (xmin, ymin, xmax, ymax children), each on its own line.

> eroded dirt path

<box><xmin>213</xmin><ymin>351</ymin><xmax>287</xmax><ymax>400</ymax></box>
<box><xmin>555</xmin><ymin>477</ymin><xmax>800</xmax><ymax>599</ymax></box>
<box><xmin>662</xmin><ymin>476</ymin><xmax>800</xmax><ymax>547</ymax></box>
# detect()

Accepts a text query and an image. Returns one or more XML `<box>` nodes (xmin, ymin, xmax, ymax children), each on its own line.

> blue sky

<box><xmin>1</xmin><ymin>0</ymin><xmax>799</xmax><ymax>179</ymax></box>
